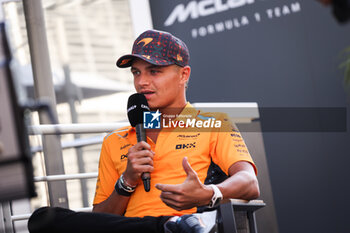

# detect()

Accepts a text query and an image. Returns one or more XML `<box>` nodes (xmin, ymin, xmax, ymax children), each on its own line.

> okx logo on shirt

<box><xmin>143</xmin><ymin>110</ymin><xmax>161</xmax><ymax>129</ymax></box>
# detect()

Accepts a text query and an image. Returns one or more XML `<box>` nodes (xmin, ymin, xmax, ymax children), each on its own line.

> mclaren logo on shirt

<box><xmin>120</xmin><ymin>144</ymin><xmax>132</xmax><ymax>150</ymax></box>
<box><xmin>120</xmin><ymin>154</ymin><xmax>128</xmax><ymax>160</ymax></box>
<box><xmin>176</xmin><ymin>142</ymin><xmax>196</xmax><ymax>149</ymax></box>
<box><xmin>177</xmin><ymin>133</ymin><xmax>201</xmax><ymax>140</ymax></box>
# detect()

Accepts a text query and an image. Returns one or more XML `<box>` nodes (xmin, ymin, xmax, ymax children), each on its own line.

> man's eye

<box><xmin>151</xmin><ymin>70</ymin><xmax>160</xmax><ymax>74</ymax></box>
<box><xmin>132</xmin><ymin>71</ymin><xmax>140</xmax><ymax>76</ymax></box>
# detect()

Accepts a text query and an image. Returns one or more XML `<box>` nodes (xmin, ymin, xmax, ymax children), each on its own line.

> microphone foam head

<box><xmin>127</xmin><ymin>93</ymin><xmax>150</xmax><ymax>127</ymax></box>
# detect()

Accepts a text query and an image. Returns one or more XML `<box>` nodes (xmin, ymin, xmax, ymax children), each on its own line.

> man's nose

<box><xmin>137</xmin><ymin>74</ymin><xmax>151</xmax><ymax>86</ymax></box>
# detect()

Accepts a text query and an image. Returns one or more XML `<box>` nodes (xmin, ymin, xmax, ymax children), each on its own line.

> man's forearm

<box><xmin>216</xmin><ymin>170</ymin><xmax>259</xmax><ymax>200</ymax></box>
<box><xmin>216</xmin><ymin>161</ymin><xmax>259</xmax><ymax>201</ymax></box>
<box><xmin>92</xmin><ymin>190</ymin><xmax>130</xmax><ymax>215</ymax></box>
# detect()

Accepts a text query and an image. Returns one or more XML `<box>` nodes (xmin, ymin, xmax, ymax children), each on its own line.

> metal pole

<box><xmin>28</xmin><ymin>122</ymin><xmax>128</xmax><ymax>135</ymax></box>
<box><xmin>57</xmin><ymin>16</ymin><xmax>88</xmax><ymax>207</ymax></box>
<box><xmin>22</xmin><ymin>0</ymin><xmax>68</xmax><ymax>208</ymax></box>
<box><xmin>1</xmin><ymin>202</ymin><xmax>14</xmax><ymax>233</ymax></box>
<box><xmin>0</xmin><ymin>203</ymin><xmax>6</xmax><ymax>233</ymax></box>
<box><xmin>34</xmin><ymin>172</ymin><xmax>98</xmax><ymax>182</ymax></box>
<box><xmin>63</xmin><ymin>65</ymin><xmax>89</xmax><ymax>207</ymax></box>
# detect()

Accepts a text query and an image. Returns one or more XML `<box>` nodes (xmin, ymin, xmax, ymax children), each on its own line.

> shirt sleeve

<box><xmin>210</xmin><ymin>113</ymin><xmax>257</xmax><ymax>175</ymax></box>
<box><xmin>93</xmin><ymin>139</ymin><xmax>120</xmax><ymax>205</ymax></box>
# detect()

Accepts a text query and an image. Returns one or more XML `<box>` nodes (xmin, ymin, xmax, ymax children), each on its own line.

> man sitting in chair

<box><xmin>28</xmin><ymin>30</ymin><xmax>259</xmax><ymax>233</ymax></box>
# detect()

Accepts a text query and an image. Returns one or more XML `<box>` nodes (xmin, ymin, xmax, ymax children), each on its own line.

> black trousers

<box><xmin>28</xmin><ymin>207</ymin><xmax>171</xmax><ymax>233</ymax></box>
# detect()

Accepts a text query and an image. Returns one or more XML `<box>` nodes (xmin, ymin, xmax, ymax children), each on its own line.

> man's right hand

<box><xmin>123</xmin><ymin>141</ymin><xmax>155</xmax><ymax>187</ymax></box>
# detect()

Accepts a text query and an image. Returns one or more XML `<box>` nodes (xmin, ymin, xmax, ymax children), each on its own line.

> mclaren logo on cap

<box><xmin>137</xmin><ymin>38</ymin><xmax>153</xmax><ymax>47</ymax></box>
<box><xmin>177</xmin><ymin>54</ymin><xmax>183</xmax><ymax>61</ymax></box>
<box><xmin>120</xmin><ymin>58</ymin><xmax>131</xmax><ymax>66</ymax></box>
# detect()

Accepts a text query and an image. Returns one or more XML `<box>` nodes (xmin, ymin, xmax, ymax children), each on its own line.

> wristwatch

<box><xmin>208</xmin><ymin>184</ymin><xmax>223</xmax><ymax>208</ymax></box>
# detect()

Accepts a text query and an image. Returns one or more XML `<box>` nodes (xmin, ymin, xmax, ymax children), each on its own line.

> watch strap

<box><xmin>208</xmin><ymin>184</ymin><xmax>223</xmax><ymax>208</ymax></box>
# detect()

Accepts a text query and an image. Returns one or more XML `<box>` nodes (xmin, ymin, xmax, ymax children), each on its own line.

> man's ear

<box><xmin>180</xmin><ymin>66</ymin><xmax>191</xmax><ymax>84</ymax></box>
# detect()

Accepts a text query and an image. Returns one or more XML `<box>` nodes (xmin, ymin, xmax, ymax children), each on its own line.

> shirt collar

<box><xmin>174</xmin><ymin>102</ymin><xmax>199</xmax><ymax>122</ymax></box>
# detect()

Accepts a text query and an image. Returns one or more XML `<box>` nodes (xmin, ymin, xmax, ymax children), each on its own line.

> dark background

<box><xmin>149</xmin><ymin>0</ymin><xmax>350</xmax><ymax>232</ymax></box>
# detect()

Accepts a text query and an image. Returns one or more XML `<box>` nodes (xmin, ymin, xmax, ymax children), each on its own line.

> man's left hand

<box><xmin>155</xmin><ymin>157</ymin><xmax>214</xmax><ymax>211</ymax></box>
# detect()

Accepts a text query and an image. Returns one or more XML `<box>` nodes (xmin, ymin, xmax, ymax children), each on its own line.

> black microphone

<box><xmin>127</xmin><ymin>93</ymin><xmax>151</xmax><ymax>192</ymax></box>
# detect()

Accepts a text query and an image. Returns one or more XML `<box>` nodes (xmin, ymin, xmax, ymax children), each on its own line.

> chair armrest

<box><xmin>226</xmin><ymin>199</ymin><xmax>265</xmax><ymax>211</ymax></box>
<box><xmin>217</xmin><ymin>199</ymin><xmax>265</xmax><ymax>233</ymax></box>
<box><xmin>197</xmin><ymin>199</ymin><xmax>265</xmax><ymax>213</ymax></box>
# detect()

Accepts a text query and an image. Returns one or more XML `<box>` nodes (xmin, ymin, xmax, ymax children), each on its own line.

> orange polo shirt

<box><xmin>93</xmin><ymin>103</ymin><xmax>256</xmax><ymax>217</ymax></box>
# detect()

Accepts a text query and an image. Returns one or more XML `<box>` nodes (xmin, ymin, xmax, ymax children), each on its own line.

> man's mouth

<box><xmin>140</xmin><ymin>91</ymin><xmax>155</xmax><ymax>99</ymax></box>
